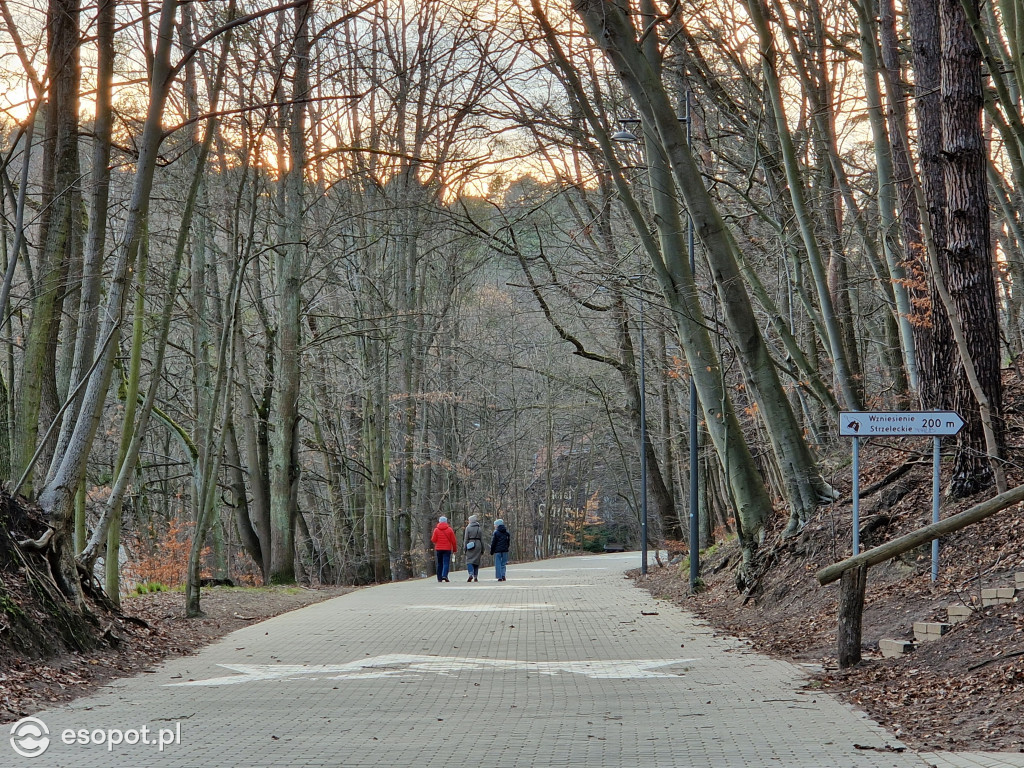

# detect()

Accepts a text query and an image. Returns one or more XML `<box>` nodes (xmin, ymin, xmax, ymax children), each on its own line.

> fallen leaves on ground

<box><xmin>0</xmin><ymin>586</ymin><xmax>351</xmax><ymax>723</ymax></box>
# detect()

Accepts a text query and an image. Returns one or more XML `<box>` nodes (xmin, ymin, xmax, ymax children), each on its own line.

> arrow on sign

<box><xmin>838</xmin><ymin>411</ymin><xmax>964</xmax><ymax>437</ymax></box>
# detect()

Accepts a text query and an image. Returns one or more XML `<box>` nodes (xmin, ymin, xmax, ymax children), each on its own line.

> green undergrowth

<box><xmin>131</xmin><ymin>581</ymin><xmax>171</xmax><ymax>595</ymax></box>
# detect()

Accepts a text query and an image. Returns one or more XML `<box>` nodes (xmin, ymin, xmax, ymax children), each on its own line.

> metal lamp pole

<box><xmin>613</xmin><ymin>103</ymin><xmax>698</xmax><ymax>582</ymax></box>
<box><xmin>684</xmin><ymin>92</ymin><xmax>700</xmax><ymax>592</ymax></box>
<box><xmin>638</xmin><ymin>287</ymin><xmax>648</xmax><ymax>576</ymax></box>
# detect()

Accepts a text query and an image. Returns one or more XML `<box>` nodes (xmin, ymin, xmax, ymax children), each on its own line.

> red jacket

<box><xmin>431</xmin><ymin>522</ymin><xmax>457</xmax><ymax>551</ymax></box>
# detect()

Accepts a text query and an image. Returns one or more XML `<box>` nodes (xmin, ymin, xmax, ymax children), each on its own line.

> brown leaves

<box><xmin>632</xmin><ymin>397</ymin><xmax>1024</xmax><ymax>752</ymax></box>
<box><xmin>1</xmin><ymin>586</ymin><xmax>350</xmax><ymax>723</ymax></box>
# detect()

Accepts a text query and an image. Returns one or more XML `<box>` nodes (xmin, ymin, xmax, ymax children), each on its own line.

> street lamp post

<box><xmin>637</xmin><ymin>286</ymin><xmax>648</xmax><ymax>576</ymax></box>
<box><xmin>684</xmin><ymin>93</ymin><xmax>700</xmax><ymax>592</ymax></box>
<box><xmin>614</xmin><ymin>95</ymin><xmax>700</xmax><ymax>590</ymax></box>
<box><xmin>611</xmin><ymin>274</ymin><xmax>650</xmax><ymax>576</ymax></box>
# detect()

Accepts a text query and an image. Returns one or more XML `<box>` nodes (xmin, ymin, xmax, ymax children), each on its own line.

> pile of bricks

<box><xmin>981</xmin><ymin>586</ymin><xmax>1016</xmax><ymax>607</ymax></box>
<box><xmin>946</xmin><ymin>605</ymin><xmax>971</xmax><ymax>625</ymax></box>
<box><xmin>913</xmin><ymin>621</ymin><xmax>950</xmax><ymax>642</ymax></box>
<box><xmin>876</xmin><ymin>572</ymin><xmax>1021</xmax><ymax>659</ymax></box>
<box><xmin>879</xmin><ymin>639</ymin><xmax>914</xmax><ymax>657</ymax></box>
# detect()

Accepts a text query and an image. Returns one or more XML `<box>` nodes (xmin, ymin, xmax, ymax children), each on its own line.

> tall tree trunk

<box><xmin>745</xmin><ymin>0</ymin><xmax>862</xmax><ymax>411</ymax></box>
<box><xmin>105</xmin><ymin>242</ymin><xmax>148</xmax><ymax>609</ymax></box>
<box><xmin>268</xmin><ymin>1</ymin><xmax>312</xmax><ymax>583</ymax></box>
<box><xmin>14</xmin><ymin>0</ymin><xmax>81</xmax><ymax>495</ymax></box>
<box><xmin>38</xmin><ymin>0</ymin><xmax>179</xmax><ymax>609</ymax></box>
<box><xmin>852</xmin><ymin>0</ymin><xmax>916</xmax><ymax>396</ymax></box>
<box><xmin>49</xmin><ymin>0</ymin><xmax>116</xmax><ymax>491</ymax></box>
<box><xmin>877</xmin><ymin>0</ymin><xmax>934</xmax><ymax>406</ymax></box>
<box><xmin>391</xmin><ymin>175</ymin><xmax>422</xmax><ymax>581</ymax></box>
<box><xmin>547</xmin><ymin>0</ymin><xmax>775</xmax><ymax>573</ymax></box>
<box><xmin>563</xmin><ymin>0</ymin><xmax>835</xmax><ymax>553</ymax></box>
<box><xmin>941</xmin><ymin>0</ymin><xmax>1005</xmax><ymax>495</ymax></box>
<box><xmin>909</xmin><ymin>0</ymin><xmax>955</xmax><ymax>411</ymax></box>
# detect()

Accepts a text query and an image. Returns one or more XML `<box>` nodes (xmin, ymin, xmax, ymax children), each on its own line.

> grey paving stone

<box><xmin>3</xmin><ymin>554</ymin><xmax>1019</xmax><ymax>767</ymax></box>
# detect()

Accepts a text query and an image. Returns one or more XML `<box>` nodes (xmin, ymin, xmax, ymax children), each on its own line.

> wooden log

<box><xmin>838</xmin><ymin>564</ymin><xmax>867</xmax><ymax>668</ymax></box>
<box><xmin>816</xmin><ymin>483</ymin><xmax>1024</xmax><ymax>586</ymax></box>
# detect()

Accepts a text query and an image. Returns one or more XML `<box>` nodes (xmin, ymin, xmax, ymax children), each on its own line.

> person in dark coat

<box><xmin>464</xmin><ymin>515</ymin><xmax>483</xmax><ymax>582</ymax></box>
<box><xmin>431</xmin><ymin>516</ymin><xmax>457</xmax><ymax>582</ymax></box>
<box><xmin>490</xmin><ymin>519</ymin><xmax>510</xmax><ymax>581</ymax></box>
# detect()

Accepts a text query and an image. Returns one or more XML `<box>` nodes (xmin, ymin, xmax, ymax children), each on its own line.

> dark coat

<box><xmin>490</xmin><ymin>524</ymin><xmax>510</xmax><ymax>555</ymax></box>
<box><xmin>464</xmin><ymin>520</ymin><xmax>483</xmax><ymax>565</ymax></box>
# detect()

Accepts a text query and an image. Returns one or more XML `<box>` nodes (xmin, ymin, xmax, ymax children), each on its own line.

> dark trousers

<box><xmin>435</xmin><ymin>550</ymin><xmax>452</xmax><ymax>581</ymax></box>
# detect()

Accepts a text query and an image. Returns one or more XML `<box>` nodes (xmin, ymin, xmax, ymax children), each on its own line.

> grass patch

<box><xmin>132</xmin><ymin>581</ymin><xmax>170</xmax><ymax>595</ymax></box>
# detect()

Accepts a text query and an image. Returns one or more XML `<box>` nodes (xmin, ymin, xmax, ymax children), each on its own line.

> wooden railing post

<box><xmin>837</xmin><ymin>564</ymin><xmax>868</xmax><ymax>668</ymax></box>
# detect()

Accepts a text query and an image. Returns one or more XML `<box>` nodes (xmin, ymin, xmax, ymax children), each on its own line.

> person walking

<box><xmin>431</xmin><ymin>516</ymin><xmax>457</xmax><ymax>582</ymax></box>
<box><xmin>464</xmin><ymin>515</ymin><xmax>483</xmax><ymax>582</ymax></box>
<box><xmin>490</xmin><ymin>518</ymin><xmax>510</xmax><ymax>581</ymax></box>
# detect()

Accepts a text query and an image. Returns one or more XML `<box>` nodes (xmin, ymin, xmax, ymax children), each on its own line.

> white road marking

<box><xmin>411</xmin><ymin>603</ymin><xmax>556</xmax><ymax>612</ymax></box>
<box><xmin>512</xmin><ymin>568</ymin><xmax>610</xmax><ymax>572</ymax></box>
<box><xmin>167</xmin><ymin>654</ymin><xmax>700</xmax><ymax>687</ymax></box>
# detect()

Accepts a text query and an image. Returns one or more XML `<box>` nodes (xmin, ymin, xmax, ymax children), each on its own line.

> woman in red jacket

<box><xmin>430</xmin><ymin>516</ymin><xmax>457</xmax><ymax>582</ymax></box>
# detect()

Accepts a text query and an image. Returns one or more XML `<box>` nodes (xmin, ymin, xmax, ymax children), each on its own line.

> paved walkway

<box><xmin>5</xmin><ymin>553</ymin><xmax>1024</xmax><ymax>767</ymax></box>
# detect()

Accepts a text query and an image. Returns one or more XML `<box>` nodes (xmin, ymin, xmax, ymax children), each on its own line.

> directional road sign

<box><xmin>838</xmin><ymin>410</ymin><xmax>965</xmax><ymax>437</ymax></box>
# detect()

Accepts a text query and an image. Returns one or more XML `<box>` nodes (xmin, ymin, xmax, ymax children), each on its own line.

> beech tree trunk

<box><xmin>14</xmin><ymin>0</ymin><xmax>80</xmax><ymax>496</ymax></box>
<box><xmin>268</xmin><ymin>0</ymin><xmax>312</xmax><ymax>584</ymax></box>
<box><xmin>567</xmin><ymin>0</ymin><xmax>835</xmax><ymax>555</ymax></box>
<box><xmin>38</xmin><ymin>0</ymin><xmax>180</xmax><ymax>609</ymax></box>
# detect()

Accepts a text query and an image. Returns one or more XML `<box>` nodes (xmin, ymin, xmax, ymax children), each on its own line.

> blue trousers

<box><xmin>435</xmin><ymin>550</ymin><xmax>452</xmax><ymax>581</ymax></box>
<box><xmin>494</xmin><ymin>551</ymin><xmax>508</xmax><ymax>580</ymax></box>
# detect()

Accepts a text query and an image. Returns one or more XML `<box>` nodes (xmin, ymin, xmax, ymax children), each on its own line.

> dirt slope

<box><xmin>639</xmin><ymin>411</ymin><xmax>1024</xmax><ymax>751</ymax></box>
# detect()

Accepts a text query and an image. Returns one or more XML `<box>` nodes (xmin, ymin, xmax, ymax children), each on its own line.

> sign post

<box><xmin>839</xmin><ymin>411</ymin><xmax>964</xmax><ymax>579</ymax></box>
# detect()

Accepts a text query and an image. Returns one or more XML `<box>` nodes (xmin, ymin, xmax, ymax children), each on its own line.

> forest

<box><xmin>0</xmin><ymin>0</ymin><xmax>1017</xmax><ymax>621</ymax></box>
